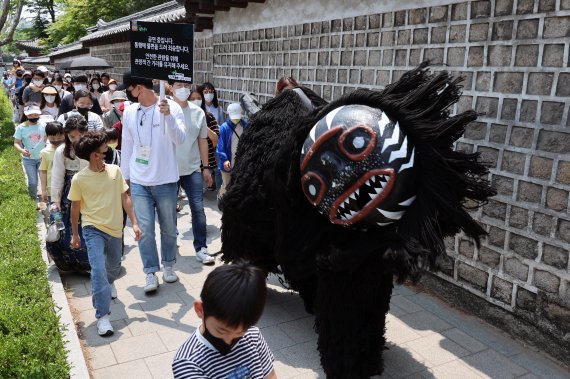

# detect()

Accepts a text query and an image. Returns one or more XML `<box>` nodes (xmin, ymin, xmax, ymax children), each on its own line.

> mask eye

<box><xmin>337</xmin><ymin>125</ymin><xmax>376</xmax><ymax>161</ymax></box>
<box><xmin>301</xmin><ymin>172</ymin><xmax>327</xmax><ymax>206</ymax></box>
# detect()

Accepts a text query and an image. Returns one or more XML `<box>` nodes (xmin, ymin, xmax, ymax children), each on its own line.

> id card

<box><xmin>135</xmin><ymin>145</ymin><xmax>151</xmax><ymax>165</ymax></box>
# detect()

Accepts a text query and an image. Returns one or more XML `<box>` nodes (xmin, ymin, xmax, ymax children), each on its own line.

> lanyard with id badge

<box><xmin>136</xmin><ymin>105</ymin><xmax>157</xmax><ymax>165</ymax></box>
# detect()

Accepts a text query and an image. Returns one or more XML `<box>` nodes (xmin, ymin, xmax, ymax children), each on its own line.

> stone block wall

<box><xmin>197</xmin><ymin>0</ymin><xmax>570</xmax><ymax>355</ymax></box>
<box><xmin>89</xmin><ymin>41</ymin><xmax>132</xmax><ymax>81</ymax></box>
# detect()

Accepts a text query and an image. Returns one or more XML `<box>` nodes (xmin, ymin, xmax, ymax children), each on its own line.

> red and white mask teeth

<box><xmin>300</xmin><ymin>104</ymin><xmax>417</xmax><ymax>228</ymax></box>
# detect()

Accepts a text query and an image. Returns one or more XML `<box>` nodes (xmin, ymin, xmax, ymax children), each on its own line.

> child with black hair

<box><xmin>172</xmin><ymin>261</ymin><xmax>276</xmax><ymax>379</ymax></box>
<box><xmin>68</xmin><ymin>130</ymin><xmax>141</xmax><ymax>336</ymax></box>
<box><xmin>103</xmin><ymin>127</ymin><xmax>121</xmax><ymax>165</ymax></box>
<box><xmin>39</xmin><ymin>121</ymin><xmax>65</xmax><ymax>203</ymax></box>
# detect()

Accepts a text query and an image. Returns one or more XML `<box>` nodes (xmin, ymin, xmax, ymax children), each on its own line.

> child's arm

<box><xmin>70</xmin><ymin>201</ymin><xmax>81</xmax><ymax>249</ymax></box>
<box><xmin>121</xmin><ymin>192</ymin><xmax>141</xmax><ymax>241</ymax></box>
<box><xmin>39</xmin><ymin>170</ymin><xmax>48</xmax><ymax>202</ymax></box>
<box><xmin>13</xmin><ymin>138</ymin><xmax>30</xmax><ymax>157</ymax></box>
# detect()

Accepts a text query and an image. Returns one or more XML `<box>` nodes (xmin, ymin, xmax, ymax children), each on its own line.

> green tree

<box><xmin>0</xmin><ymin>0</ymin><xmax>26</xmax><ymax>47</ymax></box>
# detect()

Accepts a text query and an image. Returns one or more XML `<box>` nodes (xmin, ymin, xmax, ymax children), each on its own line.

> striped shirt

<box><xmin>172</xmin><ymin>326</ymin><xmax>274</xmax><ymax>379</ymax></box>
<box><xmin>205</xmin><ymin>111</ymin><xmax>220</xmax><ymax>168</ymax></box>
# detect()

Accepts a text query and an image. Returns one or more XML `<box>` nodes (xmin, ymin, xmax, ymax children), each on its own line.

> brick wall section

<box><xmin>89</xmin><ymin>42</ymin><xmax>131</xmax><ymax>82</ymax></box>
<box><xmin>199</xmin><ymin>0</ymin><xmax>570</xmax><ymax>342</ymax></box>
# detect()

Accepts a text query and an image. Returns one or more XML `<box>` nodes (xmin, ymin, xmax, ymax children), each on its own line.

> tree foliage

<box><xmin>45</xmin><ymin>0</ymin><xmax>170</xmax><ymax>48</ymax></box>
<box><xmin>0</xmin><ymin>0</ymin><xmax>26</xmax><ymax>47</ymax></box>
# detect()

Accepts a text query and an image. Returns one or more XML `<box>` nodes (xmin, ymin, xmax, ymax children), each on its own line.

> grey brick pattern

<box><xmin>89</xmin><ymin>42</ymin><xmax>132</xmax><ymax>82</ymax></box>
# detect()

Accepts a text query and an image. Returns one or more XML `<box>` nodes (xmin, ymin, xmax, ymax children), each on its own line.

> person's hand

<box><xmin>21</xmin><ymin>149</ymin><xmax>31</xmax><ymax>157</ymax></box>
<box><xmin>70</xmin><ymin>234</ymin><xmax>81</xmax><ymax>249</ymax></box>
<box><xmin>53</xmin><ymin>202</ymin><xmax>61</xmax><ymax>211</ymax></box>
<box><xmin>223</xmin><ymin>161</ymin><xmax>231</xmax><ymax>171</ymax></box>
<box><xmin>132</xmin><ymin>224</ymin><xmax>142</xmax><ymax>241</ymax></box>
<box><xmin>158</xmin><ymin>99</ymin><xmax>170</xmax><ymax>116</ymax></box>
<box><xmin>202</xmin><ymin>168</ymin><xmax>213</xmax><ymax>187</ymax></box>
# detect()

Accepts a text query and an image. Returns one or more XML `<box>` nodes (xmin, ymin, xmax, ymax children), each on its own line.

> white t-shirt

<box><xmin>120</xmin><ymin>99</ymin><xmax>186</xmax><ymax>186</ymax></box>
<box><xmin>43</xmin><ymin>104</ymin><xmax>59</xmax><ymax>119</ymax></box>
<box><xmin>50</xmin><ymin>144</ymin><xmax>89</xmax><ymax>203</ymax></box>
<box><xmin>172</xmin><ymin>326</ymin><xmax>274</xmax><ymax>379</ymax></box>
<box><xmin>176</xmin><ymin>102</ymin><xmax>208</xmax><ymax>176</ymax></box>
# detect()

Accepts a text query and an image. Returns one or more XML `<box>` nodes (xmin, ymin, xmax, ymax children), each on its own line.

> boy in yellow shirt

<box><xmin>69</xmin><ymin>130</ymin><xmax>141</xmax><ymax>336</ymax></box>
<box><xmin>39</xmin><ymin>122</ymin><xmax>65</xmax><ymax>203</ymax></box>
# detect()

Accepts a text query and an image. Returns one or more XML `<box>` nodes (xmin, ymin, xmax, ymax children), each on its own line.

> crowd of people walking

<box><xmin>3</xmin><ymin>59</ymin><xmax>287</xmax><ymax>378</ymax></box>
<box><xmin>3</xmin><ymin>59</ymin><xmax>254</xmax><ymax>335</ymax></box>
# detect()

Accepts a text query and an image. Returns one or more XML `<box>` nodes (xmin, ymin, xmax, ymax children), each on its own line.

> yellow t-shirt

<box><xmin>68</xmin><ymin>164</ymin><xmax>129</xmax><ymax>238</ymax></box>
<box><xmin>39</xmin><ymin>145</ymin><xmax>57</xmax><ymax>196</ymax></box>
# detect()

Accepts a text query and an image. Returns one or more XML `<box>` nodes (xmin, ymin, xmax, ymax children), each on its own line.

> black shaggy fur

<box><xmin>220</xmin><ymin>62</ymin><xmax>496</xmax><ymax>378</ymax></box>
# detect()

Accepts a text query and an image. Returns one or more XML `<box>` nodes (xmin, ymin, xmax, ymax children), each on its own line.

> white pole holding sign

<box><xmin>160</xmin><ymin>80</ymin><xmax>165</xmax><ymax>133</ymax></box>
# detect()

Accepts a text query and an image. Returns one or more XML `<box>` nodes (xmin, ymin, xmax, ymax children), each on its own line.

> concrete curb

<box><xmin>38</xmin><ymin>214</ymin><xmax>90</xmax><ymax>379</ymax></box>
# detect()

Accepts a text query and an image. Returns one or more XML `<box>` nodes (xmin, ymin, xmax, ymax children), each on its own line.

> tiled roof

<box><xmin>48</xmin><ymin>42</ymin><xmax>88</xmax><ymax>58</ymax></box>
<box><xmin>21</xmin><ymin>56</ymin><xmax>51</xmax><ymax>65</ymax></box>
<box><xmin>80</xmin><ymin>1</ymin><xmax>185</xmax><ymax>43</ymax></box>
<box><xmin>15</xmin><ymin>39</ymin><xmax>43</xmax><ymax>51</ymax></box>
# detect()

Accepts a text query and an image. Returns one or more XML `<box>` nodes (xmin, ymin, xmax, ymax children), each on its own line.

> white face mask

<box><xmin>113</xmin><ymin>102</ymin><xmax>124</xmax><ymax>111</ymax></box>
<box><xmin>74</xmin><ymin>84</ymin><xmax>86</xmax><ymax>91</ymax></box>
<box><xmin>92</xmin><ymin>83</ymin><xmax>100</xmax><ymax>90</ymax></box>
<box><xmin>109</xmin><ymin>84</ymin><xmax>117</xmax><ymax>91</ymax></box>
<box><xmin>54</xmin><ymin>85</ymin><xmax>62</xmax><ymax>91</ymax></box>
<box><xmin>174</xmin><ymin>87</ymin><xmax>191</xmax><ymax>101</ymax></box>
<box><xmin>204</xmin><ymin>93</ymin><xmax>214</xmax><ymax>103</ymax></box>
<box><xmin>33</xmin><ymin>80</ymin><xmax>44</xmax><ymax>87</ymax></box>
<box><xmin>191</xmin><ymin>99</ymin><xmax>202</xmax><ymax>107</ymax></box>
<box><xmin>44</xmin><ymin>95</ymin><xmax>56</xmax><ymax>103</ymax></box>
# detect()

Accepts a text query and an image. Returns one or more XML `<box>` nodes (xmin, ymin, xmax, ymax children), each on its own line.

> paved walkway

<box><xmin>60</xmin><ymin>191</ymin><xmax>569</xmax><ymax>379</ymax></box>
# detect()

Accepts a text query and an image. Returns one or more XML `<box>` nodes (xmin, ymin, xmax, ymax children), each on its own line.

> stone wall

<box><xmin>196</xmin><ymin>0</ymin><xmax>570</xmax><ymax>360</ymax></box>
<box><xmin>89</xmin><ymin>41</ymin><xmax>131</xmax><ymax>81</ymax></box>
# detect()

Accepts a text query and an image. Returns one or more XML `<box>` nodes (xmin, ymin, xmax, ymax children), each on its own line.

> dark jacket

<box><xmin>58</xmin><ymin>93</ymin><xmax>102</xmax><ymax>116</ymax></box>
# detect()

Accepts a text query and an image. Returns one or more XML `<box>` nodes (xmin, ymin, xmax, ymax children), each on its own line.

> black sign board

<box><xmin>130</xmin><ymin>21</ymin><xmax>194</xmax><ymax>82</ymax></box>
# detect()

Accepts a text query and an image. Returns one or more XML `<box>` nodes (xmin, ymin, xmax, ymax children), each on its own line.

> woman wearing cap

<box><xmin>216</xmin><ymin>102</ymin><xmax>248</xmax><ymax>199</ymax></box>
<box><xmin>102</xmin><ymin>91</ymin><xmax>127</xmax><ymax>129</ymax></box>
<box><xmin>99</xmin><ymin>79</ymin><xmax>118</xmax><ymax>113</ymax></box>
<box><xmin>40</xmin><ymin>85</ymin><xmax>62</xmax><ymax>119</ymax></box>
<box><xmin>13</xmin><ymin>104</ymin><xmax>47</xmax><ymax>202</ymax></box>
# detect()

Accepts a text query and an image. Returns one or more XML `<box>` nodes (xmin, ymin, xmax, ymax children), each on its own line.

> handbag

<box><xmin>45</xmin><ymin>222</ymin><xmax>60</xmax><ymax>242</ymax></box>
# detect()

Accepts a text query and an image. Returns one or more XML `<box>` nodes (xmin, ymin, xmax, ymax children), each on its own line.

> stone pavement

<box><xmin>59</xmin><ymin>191</ymin><xmax>569</xmax><ymax>379</ymax></box>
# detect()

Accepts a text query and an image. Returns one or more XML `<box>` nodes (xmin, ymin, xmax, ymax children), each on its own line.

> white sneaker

<box><xmin>144</xmin><ymin>273</ymin><xmax>159</xmax><ymax>293</ymax></box>
<box><xmin>163</xmin><ymin>266</ymin><xmax>179</xmax><ymax>283</ymax></box>
<box><xmin>196</xmin><ymin>247</ymin><xmax>215</xmax><ymax>265</ymax></box>
<box><xmin>97</xmin><ymin>315</ymin><xmax>114</xmax><ymax>336</ymax></box>
<box><xmin>110</xmin><ymin>283</ymin><xmax>117</xmax><ymax>299</ymax></box>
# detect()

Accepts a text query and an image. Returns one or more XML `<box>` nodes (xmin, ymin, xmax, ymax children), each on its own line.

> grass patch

<box><xmin>0</xmin><ymin>92</ymin><xmax>70</xmax><ymax>378</ymax></box>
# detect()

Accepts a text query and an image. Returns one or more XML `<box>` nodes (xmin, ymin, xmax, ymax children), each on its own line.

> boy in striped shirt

<box><xmin>172</xmin><ymin>261</ymin><xmax>276</xmax><ymax>379</ymax></box>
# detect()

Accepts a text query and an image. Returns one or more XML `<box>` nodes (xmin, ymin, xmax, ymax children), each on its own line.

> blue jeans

<box><xmin>179</xmin><ymin>171</ymin><xmax>207</xmax><ymax>252</ymax></box>
<box><xmin>22</xmin><ymin>158</ymin><xmax>40</xmax><ymax>199</ymax></box>
<box><xmin>83</xmin><ymin>226</ymin><xmax>122</xmax><ymax>319</ymax></box>
<box><xmin>212</xmin><ymin>166</ymin><xmax>223</xmax><ymax>191</ymax></box>
<box><xmin>131</xmin><ymin>182</ymin><xmax>178</xmax><ymax>273</ymax></box>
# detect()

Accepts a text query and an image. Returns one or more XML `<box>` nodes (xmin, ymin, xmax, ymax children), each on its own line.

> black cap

<box><xmin>122</xmin><ymin>70</ymin><xmax>153</xmax><ymax>89</ymax></box>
